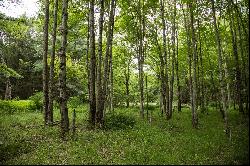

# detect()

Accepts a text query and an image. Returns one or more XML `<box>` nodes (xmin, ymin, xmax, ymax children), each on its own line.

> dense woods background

<box><xmin>0</xmin><ymin>0</ymin><xmax>249</xmax><ymax>164</ymax></box>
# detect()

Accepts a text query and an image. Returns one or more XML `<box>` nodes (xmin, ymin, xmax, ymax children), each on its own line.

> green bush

<box><xmin>68</xmin><ymin>96</ymin><xmax>84</xmax><ymax>108</ymax></box>
<box><xmin>0</xmin><ymin>100</ymin><xmax>37</xmax><ymax>114</ymax></box>
<box><xmin>104</xmin><ymin>112</ymin><xmax>136</xmax><ymax>130</ymax></box>
<box><xmin>28</xmin><ymin>91</ymin><xmax>43</xmax><ymax>110</ymax></box>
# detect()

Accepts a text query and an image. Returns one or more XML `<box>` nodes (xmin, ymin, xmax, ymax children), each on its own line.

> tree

<box><xmin>188</xmin><ymin>0</ymin><xmax>198</xmax><ymax>128</ymax></box>
<box><xmin>43</xmin><ymin>0</ymin><xmax>50</xmax><ymax>125</ymax></box>
<box><xmin>138</xmin><ymin>0</ymin><xmax>145</xmax><ymax>119</ymax></box>
<box><xmin>160</xmin><ymin>0</ymin><xmax>169</xmax><ymax>119</ymax></box>
<box><xmin>211</xmin><ymin>0</ymin><xmax>229</xmax><ymax>134</ymax></box>
<box><xmin>48</xmin><ymin>0</ymin><xmax>59</xmax><ymax>125</ymax></box>
<box><xmin>88</xmin><ymin>0</ymin><xmax>96</xmax><ymax>128</ymax></box>
<box><xmin>59</xmin><ymin>0</ymin><xmax>69</xmax><ymax>135</ymax></box>
<box><xmin>98</xmin><ymin>0</ymin><xmax>116</xmax><ymax>125</ymax></box>
<box><xmin>96</xmin><ymin>0</ymin><xmax>105</xmax><ymax>127</ymax></box>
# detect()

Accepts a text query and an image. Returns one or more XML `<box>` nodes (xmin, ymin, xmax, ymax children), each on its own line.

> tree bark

<box><xmin>160</xmin><ymin>0</ymin><xmax>169</xmax><ymax>119</ymax></box>
<box><xmin>211</xmin><ymin>0</ymin><xmax>229</xmax><ymax>134</ymax></box>
<box><xmin>43</xmin><ymin>0</ymin><xmax>50</xmax><ymax>125</ymax></box>
<box><xmin>182</xmin><ymin>3</ymin><xmax>194</xmax><ymax>124</ymax></box>
<box><xmin>138</xmin><ymin>0</ymin><xmax>145</xmax><ymax>119</ymax></box>
<box><xmin>169</xmin><ymin>0</ymin><xmax>177</xmax><ymax>119</ymax></box>
<box><xmin>189</xmin><ymin>1</ymin><xmax>198</xmax><ymax>128</ymax></box>
<box><xmin>125</xmin><ymin>61</ymin><xmax>130</xmax><ymax>108</ymax></box>
<box><xmin>228</xmin><ymin>0</ymin><xmax>244</xmax><ymax>114</ymax></box>
<box><xmin>97</xmin><ymin>0</ymin><xmax>116</xmax><ymax>126</ymax></box>
<box><xmin>146</xmin><ymin>75</ymin><xmax>149</xmax><ymax>121</ymax></box>
<box><xmin>59</xmin><ymin>0</ymin><xmax>69</xmax><ymax>135</ymax></box>
<box><xmin>48</xmin><ymin>0</ymin><xmax>58</xmax><ymax>125</ymax></box>
<box><xmin>88</xmin><ymin>0</ymin><xmax>96</xmax><ymax>128</ymax></box>
<box><xmin>197</xmin><ymin>19</ymin><xmax>205</xmax><ymax>113</ymax></box>
<box><xmin>96</xmin><ymin>0</ymin><xmax>105</xmax><ymax>127</ymax></box>
<box><xmin>175</xmin><ymin>24</ymin><xmax>181</xmax><ymax>112</ymax></box>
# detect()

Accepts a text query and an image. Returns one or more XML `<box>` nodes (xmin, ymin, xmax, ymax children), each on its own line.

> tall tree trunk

<box><xmin>182</xmin><ymin>3</ymin><xmax>194</xmax><ymax>117</ymax></box>
<box><xmin>59</xmin><ymin>0</ymin><xmax>69</xmax><ymax>136</ymax></box>
<box><xmin>169</xmin><ymin>0</ymin><xmax>177</xmax><ymax>119</ymax></box>
<box><xmin>88</xmin><ymin>0</ymin><xmax>96</xmax><ymax>128</ymax></box>
<box><xmin>43</xmin><ymin>0</ymin><xmax>50</xmax><ymax>125</ymax></box>
<box><xmin>228</xmin><ymin>1</ymin><xmax>244</xmax><ymax>114</ymax></box>
<box><xmin>96</xmin><ymin>0</ymin><xmax>105</xmax><ymax>127</ymax></box>
<box><xmin>225</xmin><ymin>55</ymin><xmax>231</xmax><ymax>109</ymax></box>
<box><xmin>86</xmin><ymin>2</ymin><xmax>90</xmax><ymax>111</ymax></box>
<box><xmin>197</xmin><ymin>19</ymin><xmax>205</xmax><ymax>113</ymax></box>
<box><xmin>98</xmin><ymin>0</ymin><xmax>116</xmax><ymax>126</ymax></box>
<box><xmin>146</xmin><ymin>75</ymin><xmax>149</xmax><ymax>121</ymax></box>
<box><xmin>48</xmin><ymin>0</ymin><xmax>58</xmax><ymax>125</ymax></box>
<box><xmin>234</xmin><ymin>0</ymin><xmax>248</xmax><ymax>111</ymax></box>
<box><xmin>160</xmin><ymin>0</ymin><xmax>169</xmax><ymax>119</ymax></box>
<box><xmin>125</xmin><ymin>62</ymin><xmax>130</xmax><ymax>108</ymax></box>
<box><xmin>189</xmin><ymin>1</ymin><xmax>198</xmax><ymax>128</ymax></box>
<box><xmin>175</xmin><ymin>25</ymin><xmax>181</xmax><ymax>112</ymax></box>
<box><xmin>110</xmin><ymin>54</ymin><xmax>114</xmax><ymax>111</ymax></box>
<box><xmin>138</xmin><ymin>0</ymin><xmax>145</xmax><ymax>119</ymax></box>
<box><xmin>211</xmin><ymin>0</ymin><xmax>229</xmax><ymax>134</ymax></box>
<box><xmin>107</xmin><ymin>10</ymin><xmax>115</xmax><ymax>112</ymax></box>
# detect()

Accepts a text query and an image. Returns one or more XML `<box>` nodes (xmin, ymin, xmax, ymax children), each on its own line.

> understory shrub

<box><xmin>68</xmin><ymin>96</ymin><xmax>84</xmax><ymax>108</ymax></box>
<box><xmin>104</xmin><ymin>112</ymin><xmax>136</xmax><ymax>130</ymax></box>
<box><xmin>0</xmin><ymin>100</ymin><xmax>36</xmax><ymax>114</ymax></box>
<box><xmin>28</xmin><ymin>92</ymin><xmax>43</xmax><ymax>110</ymax></box>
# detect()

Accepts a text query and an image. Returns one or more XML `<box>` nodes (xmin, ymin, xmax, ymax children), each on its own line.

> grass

<box><xmin>0</xmin><ymin>102</ymin><xmax>249</xmax><ymax>165</ymax></box>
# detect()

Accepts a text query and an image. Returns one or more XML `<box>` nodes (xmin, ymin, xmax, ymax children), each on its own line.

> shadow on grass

<box><xmin>103</xmin><ymin>113</ymin><xmax>136</xmax><ymax>131</ymax></box>
<box><xmin>0</xmin><ymin>139</ymin><xmax>32</xmax><ymax>164</ymax></box>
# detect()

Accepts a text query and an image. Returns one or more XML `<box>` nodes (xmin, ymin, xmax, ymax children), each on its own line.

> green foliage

<box><xmin>68</xmin><ymin>96</ymin><xmax>84</xmax><ymax>108</ymax></box>
<box><xmin>28</xmin><ymin>92</ymin><xmax>43</xmax><ymax>110</ymax></box>
<box><xmin>0</xmin><ymin>100</ymin><xmax>36</xmax><ymax>114</ymax></box>
<box><xmin>104</xmin><ymin>112</ymin><xmax>136</xmax><ymax>130</ymax></box>
<box><xmin>0</xmin><ymin>64</ymin><xmax>22</xmax><ymax>78</ymax></box>
<box><xmin>0</xmin><ymin>104</ymin><xmax>248</xmax><ymax>165</ymax></box>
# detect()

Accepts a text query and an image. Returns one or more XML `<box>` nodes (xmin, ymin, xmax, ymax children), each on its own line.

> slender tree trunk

<box><xmin>88</xmin><ymin>0</ymin><xmax>96</xmax><ymax>128</ymax></box>
<box><xmin>138</xmin><ymin>0</ymin><xmax>145</xmax><ymax>119</ymax></box>
<box><xmin>146</xmin><ymin>75</ymin><xmax>149</xmax><ymax>121</ymax></box>
<box><xmin>98</xmin><ymin>0</ymin><xmax>116</xmax><ymax>126</ymax></box>
<box><xmin>189</xmin><ymin>1</ymin><xmax>198</xmax><ymax>128</ymax></box>
<box><xmin>48</xmin><ymin>0</ymin><xmax>58</xmax><ymax>125</ymax></box>
<box><xmin>160</xmin><ymin>0</ymin><xmax>169</xmax><ymax>119</ymax></box>
<box><xmin>59</xmin><ymin>0</ymin><xmax>69</xmax><ymax>136</ymax></box>
<box><xmin>230</xmin><ymin>0</ymin><xmax>249</xmax><ymax>111</ymax></box>
<box><xmin>234</xmin><ymin>0</ymin><xmax>248</xmax><ymax>111</ymax></box>
<box><xmin>85</xmin><ymin>2</ymin><xmax>91</xmax><ymax>119</ymax></box>
<box><xmin>96</xmin><ymin>0</ymin><xmax>105</xmax><ymax>127</ymax></box>
<box><xmin>125</xmin><ymin>62</ymin><xmax>130</xmax><ymax>108</ymax></box>
<box><xmin>182</xmin><ymin>3</ymin><xmax>194</xmax><ymax>115</ymax></box>
<box><xmin>211</xmin><ymin>0</ymin><xmax>229</xmax><ymax>134</ymax></box>
<box><xmin>228</xmin><ymin>1</ymin><xmax>244</xmax><ymax>114</ymax></box>
<box><xmin>108</xmin><ymin>10</ymin><xmax>115</xmax><ymax>112</ymax></box>
<box><xmin>110</xmin><ymin>54</ymin><xmax>114</xmax><ymax>111</ymax></box>
<box><xmin>43</xmin><ymin>0</ymin><xmax>50</xmax><ymax>125</ymax></box>
<box><xmin>225</xmin><ymin>55</ymin><xmax>231</xmax><ymax>109</ymax></box>
<box><xmin>197</xmin><ymin>20</ymin><xmax>205</xmax><ymax>113</ymax></box>
<box><xmin>175</xmin><ymin>25</ymin><xmax>181</xmax><ymax>112</ymax></box>
<box><xmin>169</xmin><ymin>0</ymin><xmax>177</xmax><ymax>119</ymax></box>
<box><xmin>86</xmin><ymin>2</ymin><xmax>90</xmax><ymax>108</ymax></box>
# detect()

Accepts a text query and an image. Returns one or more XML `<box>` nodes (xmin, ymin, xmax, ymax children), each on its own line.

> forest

<box><xmin>0</xmin><ymin>0</ymin><xmax>249</xmax><ymax>164</ymax></box>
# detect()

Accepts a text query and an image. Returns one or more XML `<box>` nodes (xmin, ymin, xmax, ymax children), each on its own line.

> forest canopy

<box><xmin>0</xmin><ymin>0</ymin><xmax>249</xmax><ymax>165</ymax></box>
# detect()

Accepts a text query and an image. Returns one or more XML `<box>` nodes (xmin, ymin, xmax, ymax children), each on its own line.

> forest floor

<box><xmin>0</xmin><ymin>102</ymin><xmax>249</xmax><ymax>165</ymax></box>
